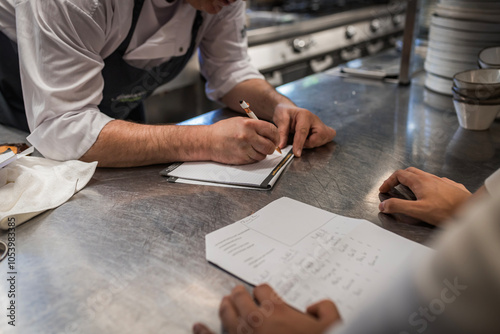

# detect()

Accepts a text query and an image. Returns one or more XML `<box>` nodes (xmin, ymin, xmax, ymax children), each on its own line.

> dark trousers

<box><xmin>0</xmin><ymin>30</ymin><xmax>28</xmax><ymax>132</ymax></box>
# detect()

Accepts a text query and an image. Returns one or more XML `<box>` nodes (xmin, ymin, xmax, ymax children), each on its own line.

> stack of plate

<box><xmin>424</xmin><ymin>0</ymin><xmax>500</xmax><ymax>95</ymax></box>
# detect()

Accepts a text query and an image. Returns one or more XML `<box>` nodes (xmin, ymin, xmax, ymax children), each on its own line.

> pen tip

<box><xmin>239</xmin><ymin>100</ymin><xmax>243</xmax><ymax>104</ymax></box>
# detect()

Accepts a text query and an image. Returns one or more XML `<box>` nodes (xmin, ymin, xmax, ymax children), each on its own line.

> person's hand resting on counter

<box><xmin>377</xmin><ymin>167</ymin><xmax>487</xmax><ymax>225</ymax></box>
<box><xmin>192</xmin><ymin>284</ymin><xmax>341</xmax><ymax>334</ymax></box>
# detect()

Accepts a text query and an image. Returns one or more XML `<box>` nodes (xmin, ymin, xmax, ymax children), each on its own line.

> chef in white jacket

<box><xmin>0</xmin><ymin>0</ymin><xmax>335</xmax><ymax>167</ymax></box>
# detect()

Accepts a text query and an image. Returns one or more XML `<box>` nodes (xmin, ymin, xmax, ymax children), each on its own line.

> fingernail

<box><xmin>297</xmin><ymin>149</ymin><xmax>302</xmax><ymax>157</ymax></box>
<box><xmin>379</xmin><ymin>202</ymin><xmax>385</xmax><ymax>212</ymax></box>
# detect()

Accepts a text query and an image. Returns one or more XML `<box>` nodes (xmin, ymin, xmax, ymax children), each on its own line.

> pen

<box><xmin>239</xmin><ymin>100</ymin><xmax>282</xmax><ymax>154</ymax></box>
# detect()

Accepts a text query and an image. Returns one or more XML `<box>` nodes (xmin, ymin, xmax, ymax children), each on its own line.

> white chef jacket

<box><xmin>326</xmin><ymin>168</ymin><xmax>500</xmax><ymax>334</ymax></box>
<box><xmin>0</xmin><ymin>0</ymin><xmax>264</xmax><ymax>160</ymax></box>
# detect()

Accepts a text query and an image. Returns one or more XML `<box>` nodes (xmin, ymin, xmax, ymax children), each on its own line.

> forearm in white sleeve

<box><xmin>15</xmin><ymin>0</ymin><xmax>113</xmax><ymax>160</ymax></box>
<box><xmin>198</xmin><ymin>1</ymin><xmax>264</xmax><ymax>102</ymax></box>
<box><xmin>327</xmin><ymin>194</ymin><xmax>500</xmax><ymax>334</ymax></box>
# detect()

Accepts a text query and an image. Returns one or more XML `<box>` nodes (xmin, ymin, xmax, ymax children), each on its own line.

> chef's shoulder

<box><xmin>29</xmin><ymin>0</ymin><xmax>133</xmax><ymax>30</ymax></box>
<box><xmin>21</xmin><ymin>0</ymin><xmax>134</xmax><ymax>54</ymax></box>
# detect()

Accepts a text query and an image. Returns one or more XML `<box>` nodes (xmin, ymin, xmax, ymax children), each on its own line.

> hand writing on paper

<box><xmin>208</xmin><ymin>117</ymin><xmax>280</xmax><ymax>165</ymax></box>
<box><xmin>378</xmin><ymin>167</ymin><xmax>472</xmax><ymax>226</ymax></box>
<box><xmin>273</xmin><ymin>104</ymin><xmax>336</xmax><ymax>158</ymax></box>
<box><xmin>192</xmin><ymin>284</ymin><xmax>341</xmax><ymax>334</ymax></box>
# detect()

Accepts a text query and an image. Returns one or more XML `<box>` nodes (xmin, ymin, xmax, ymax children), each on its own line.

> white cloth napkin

<box><xmin>0</xmin><ymin>156</ymin><xmax>97</xmax><ymax>230</ymax></box>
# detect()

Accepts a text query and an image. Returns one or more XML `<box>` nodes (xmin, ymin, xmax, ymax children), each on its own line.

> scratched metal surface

<box><xmin>1</xmin><ymin>69</ymin><xmax>500</xmax><ymax>334</ymax></box>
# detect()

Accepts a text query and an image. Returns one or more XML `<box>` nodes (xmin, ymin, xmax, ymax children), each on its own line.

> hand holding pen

<box><xmin>240</xmin><ymin>100</ymin><xmax>282</xmax><ymax>154</ymax></box>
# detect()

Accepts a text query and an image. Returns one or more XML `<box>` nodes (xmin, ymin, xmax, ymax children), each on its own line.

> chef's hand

<box><xmin>272</xmin><ymin>104</ymin><xmax>336</xmax><ymax>157</ymax></box>
<box><xmin>379</xmin><ymin>167</ymin><xmax>472</xmax><ymax>226</ymax></box>
<box><xmin>192</xmin><ymin>284</ymin><xmax>341</xmax><ymax>334</ymax></box>
<box><xmin>207</xmin><ymin>117</ymin><xmax>280</xmax><ymax>165</ymax></box>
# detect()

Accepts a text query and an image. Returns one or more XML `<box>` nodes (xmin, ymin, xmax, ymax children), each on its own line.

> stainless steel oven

<box><xmin>145</xmin><ymin>0</ymin><xmax>407</xmax><ymax>123</ymax></box>
<box><xmin>246</xmin><ymin>0</ymin><xmax>406</xmax><ymax>86</ymax></box>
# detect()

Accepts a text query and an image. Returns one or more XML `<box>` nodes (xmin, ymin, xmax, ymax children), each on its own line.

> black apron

<box><xmin>0</xmin><ymin>0</ymin><xmax>203</xmax><ymax>130</ymax></box>
<box><xmin>0</xmin><ymin>30</ymin><xmax>27</xmax><ymax>131</ymax></box>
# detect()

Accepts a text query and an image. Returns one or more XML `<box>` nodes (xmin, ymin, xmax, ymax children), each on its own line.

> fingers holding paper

<box><xmin>208</xmin><ymin>117</ymin><xmax>280</xmax><ymax>165</ymax></box>
<box><xmin>193</xmin><ymin>284</ymin><xmax>340</xmax><ymax>334</ymax></box>
<box><xmin>273</xmin><ymin>104</ymin><xmax>336</xmax><ymax>158</ymax></box>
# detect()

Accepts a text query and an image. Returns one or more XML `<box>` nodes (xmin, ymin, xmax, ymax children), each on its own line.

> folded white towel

<box><xmin>0</xmin><ymin>156</ymin><xmax>97</xmax><ymax>229</ymax></box>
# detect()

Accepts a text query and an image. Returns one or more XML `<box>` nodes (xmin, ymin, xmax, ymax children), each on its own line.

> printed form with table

<box><xmin>206</xmin><ymin>198</ymin><xmax>430</xmax><ymax>320</ymax></box>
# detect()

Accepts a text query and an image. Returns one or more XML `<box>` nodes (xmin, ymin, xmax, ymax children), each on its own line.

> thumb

<box><xmin>304</xmin><ymin>127</ymin><xmax>336</xmax><ymax>148</ymax></box>
<box><xmin>306</xmin><ymin>300</ymin><xmax>341</xmax><ymax>325</ymax></box>
<box><xmin>274</xmin><ymin>117</ymin><xmax>290</xmax><ymax>149</ymax></box>
<box><xmin>379</xmin><ymin>198</ymin><xmax>421</xmax><ymax>217</ymax></box>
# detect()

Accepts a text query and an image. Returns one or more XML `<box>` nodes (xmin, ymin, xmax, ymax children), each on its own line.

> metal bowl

<box><xmin>453</xmin><ymin>99</ymin><xmax>500</xmax><ymax>130</ymax></box>
<box><xmin>478</xmin><ymin>46</ymin><xmax>500</xmax><ymax>69</ymax></box>
<box><xmin>453</xmin><ymin>69</ymin><xmax>500</xmax><ymax>90</ymax></box>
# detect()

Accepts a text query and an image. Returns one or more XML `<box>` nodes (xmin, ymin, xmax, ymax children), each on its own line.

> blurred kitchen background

<box><xmin>145</xmin><ymin>0</ymin><xmax>436</xmax><ymax>124</ymax></box>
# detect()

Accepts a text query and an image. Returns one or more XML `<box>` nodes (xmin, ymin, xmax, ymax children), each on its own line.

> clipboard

<box><xmin>160</xmin><ymin>146</ymin><xmax>294</xmax><ymax>190</ymax></box>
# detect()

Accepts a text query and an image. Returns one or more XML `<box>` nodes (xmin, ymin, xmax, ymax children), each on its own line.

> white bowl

<box><xmin>430</xmin><ymin>25</ymin><xmax>500</xmax><ymax>43</ymax></box>
<box><xmin>478</xmin><ymin>46</ymin><xmax>500</xmax><ymax>69</ymax></box>
<box><xmin>453</xmin><ymin>99</ymin><xmax>500</xmax><ymax>130</ymax></box>
<box><xmin>429</xmin><ymin>29</ymin><xmax>500</xmax><ymax>48</ymax></box>
<box><xmin>436</xmin><ymin>4</ymin><xmax>500</xmax><ymax>23</ymax></box>
<box><xmin>424</xmin><ymin>88</ymin><xmax>454</xmax><ymax>110</ymax></box>
<box><xmin>425</xmin><ymin>72</ymin><xmax>454</xmax><ymax>96</ymax></box>
<box><xmin>428</xmin><ymin>40</ymin><xmax>483</xmax><ymax>57</ymax></box>
<box><xmin>427</xmin><ymin>47</ymin><xmax>478</xmax><ymax>64</ymax></box>
<box><xmin>425</xmin><ymin>59</ymin><xmax>478</xmax><ymax>79</ymax></box>
<box><xmin>438</xmin><ymin>2</ymin><xmax>500</xmax><ymax>11</ymax></box>
<box><xmin>452</xmin><ymin>87</ymin><xmax>500</xmax><ymax>103</ymax></box>
<box><xmin>431</xmin><ymin>14</ymin><xmax>500</xmax><ymax>32</ymax></box>
<box><xmin>441</xmin><ymin>0</ymin><xmax>500</xmax><ymax>3</ymax></box>
<box><xmin>453</xmin><ymin>69</ymin><xmax>500</xmax><ymax>90</ymax></box>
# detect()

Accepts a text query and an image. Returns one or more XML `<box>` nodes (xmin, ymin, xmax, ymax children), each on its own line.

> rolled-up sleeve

<box><xmin>16</xmin><ymin>0</ymin><xmax>113</xmax><ymax>160</ymax></box>
<box><xmin>198</xmin><ymin>2</ymin><xmax>264</xmax><ymax>102</ymax></box>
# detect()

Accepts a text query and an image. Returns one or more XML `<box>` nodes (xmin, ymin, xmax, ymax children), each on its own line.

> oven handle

<box><xmin>310</xmin><ymin>55</ymin><xmax>334</xmax><ymax>73</ymax></box>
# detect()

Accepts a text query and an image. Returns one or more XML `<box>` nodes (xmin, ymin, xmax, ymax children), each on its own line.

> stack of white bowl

<box><xmin>452</xmin><ymin>68</ymin><xmax>500</xmax><ymax>130</ymax></box>
<box><xmin>424</xmin><ymin>0</ymin><xmax>500</xmax><ymax>95</ymax></box>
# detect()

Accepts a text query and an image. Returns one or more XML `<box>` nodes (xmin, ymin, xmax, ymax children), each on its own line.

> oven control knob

<box><xmin>370</xmin><ymin>19</ymin><xmax>381</xmax><ymax>33</ymax></box>
<box><xmin>292</xmin><ymin>38</ymin><xmax>311</xmax><ymax>53</ymax></box>
<box><xmin>345</xmin><ymin>25</ymin><xmax>357</xmax><ymax>39</ymax></box>
<box><xmin>392</xmin><ymin>14</ymin><xmax>403</xmax><ymax>27</ymax></box>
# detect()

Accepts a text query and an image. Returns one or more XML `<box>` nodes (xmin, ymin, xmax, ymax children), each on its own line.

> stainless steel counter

<box><xmin>1</xmin><ymin>67</ymin><xmax>500</xmax><ymax>334</ymax></box>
